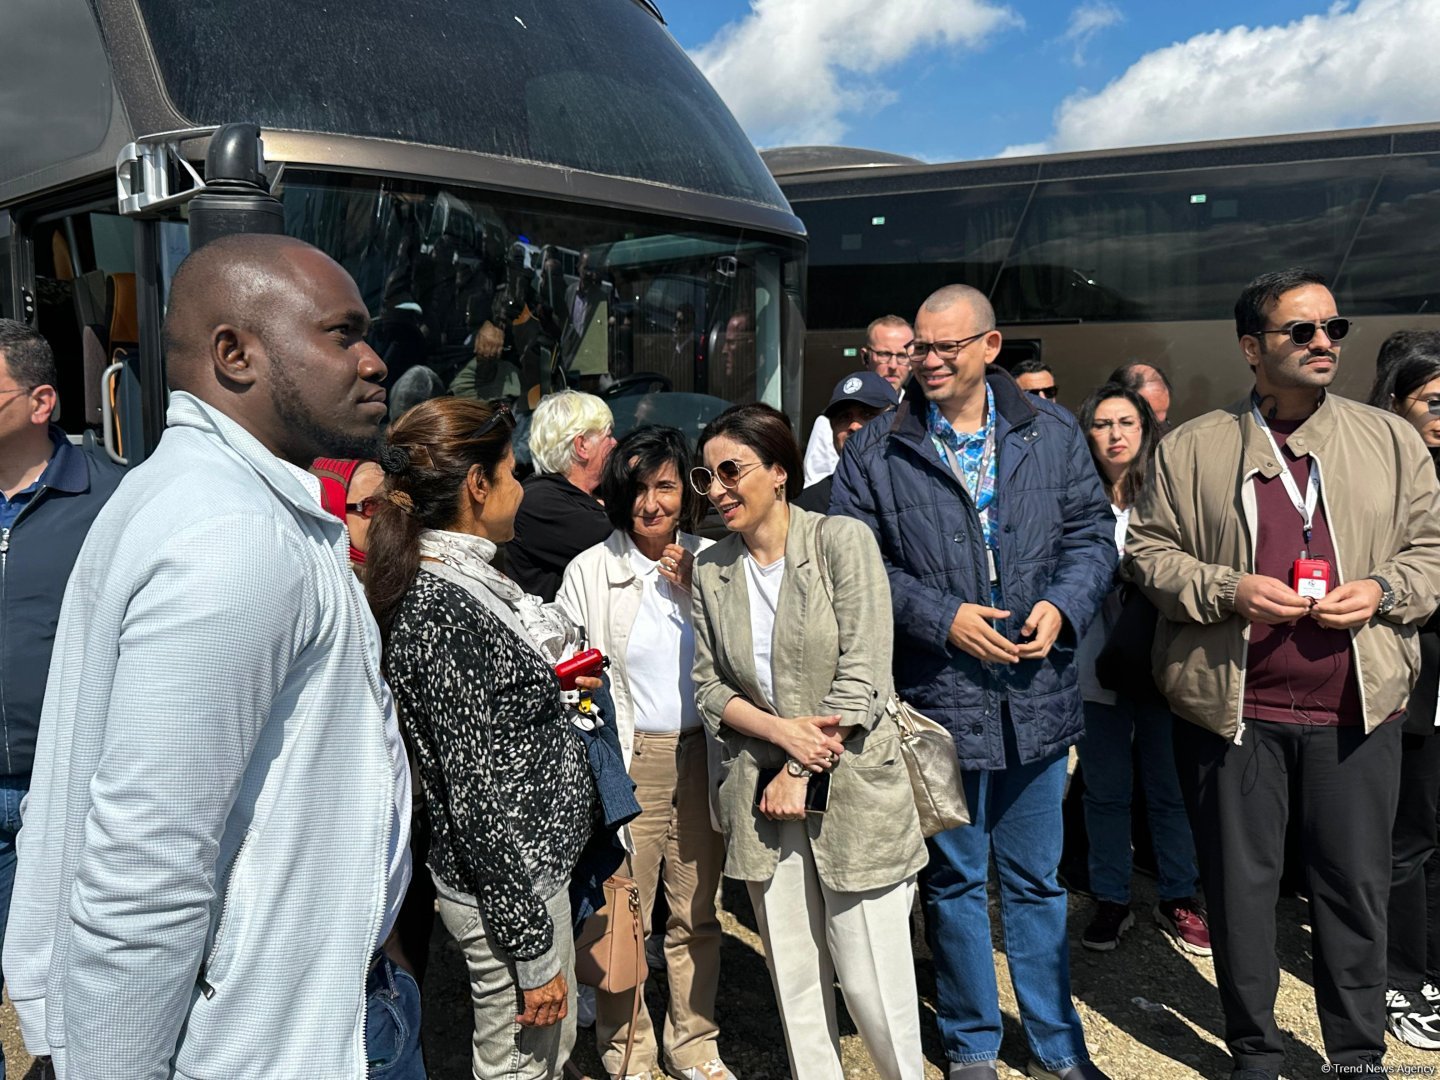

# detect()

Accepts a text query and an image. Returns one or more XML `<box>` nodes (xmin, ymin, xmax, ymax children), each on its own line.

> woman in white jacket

<box><xmin>557</xmin><ymin>426</ymin><xmax>730</xmax><ymax>1080</ymax></box>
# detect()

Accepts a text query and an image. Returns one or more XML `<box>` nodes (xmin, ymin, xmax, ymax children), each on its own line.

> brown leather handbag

<box><xmin>571</xmin><ymin>875</ymin><xmax>648</xmax><ymax>1079</ymax></box>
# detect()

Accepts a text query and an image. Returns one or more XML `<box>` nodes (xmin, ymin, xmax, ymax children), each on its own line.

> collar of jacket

<box><xmin>601</xmin><ymin>528</ymin><xmax>705</xmax><ymax>587</ymax></box>
<box><xmin>710</xmin><ymin>503</ymin><xmax>821</xmax><ymax>587</ymax></box>
<box><xmin>165</xmin><ymin>391</ymin><xmax>346</xmax><ymax>534</ymax></box>
<box><xmin>887</xmin><ymin>365</ymin><xmax>1040</xmax><ymax>460</ymax></box>
<box><xmin>37</xmin><ymin>425</ymin><xmax>92</xmax><ymax>494</ymax></box>
<box><xmin>1234</xmin><ymin>388</ymin><xmax>1337</xmax><ymax>480</ymax></box>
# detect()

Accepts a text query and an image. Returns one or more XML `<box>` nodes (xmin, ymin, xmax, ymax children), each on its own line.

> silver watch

<box><xmin>784</xmin><ymin>758</ymin><xmax>811</xmax><ymax>779</ymax></box>
<box><xmin>1368</xmin><ymin>575</ymin><xmax>1396</xmax><ymax>616</ymax></box>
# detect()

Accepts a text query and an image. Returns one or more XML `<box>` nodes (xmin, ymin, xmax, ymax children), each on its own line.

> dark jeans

<box><xmin>1173</xmin><ymin>718</ymin><xmax>1401</xmax><ymax>1073</ymax></box>
<box><xmin>366</xmin><ymin>950</ymin><xmax>427</xmax><ymax>1079</ymax></box>
<box><xmin>0</xmin><ymin>773</ymin><xmax>30</xmax><ymax>1080</ymax></box>
<box><xmin>922</xmin><ymin>712</ymin><xmax>1088</xmax><ymax>1072</ymax></box>
<box><xmin>1388</xmin><ymin>730</ymin><xmax>1440</xmax><ymax>993</ymax></box>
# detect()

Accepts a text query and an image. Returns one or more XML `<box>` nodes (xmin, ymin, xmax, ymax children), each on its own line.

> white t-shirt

<box><xmin>803</xmin><ymin>415</ymin><xmax>839</xmax><ymax>486</ymax></box>
<box><xmin>624</xmin><ymin>546</ymin><xmax>700</xmax><ymax>733</ymax></box>
<box><xmin>744</xmin><ymin>553</ymin><xmax>786</xmax><ymax>709</ymax></box>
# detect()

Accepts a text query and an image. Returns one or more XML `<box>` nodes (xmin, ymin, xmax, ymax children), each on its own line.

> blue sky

<box><xmin>666</xmin><ymin>0</ymin><xmax>1440</xmax><ymax>163</ymax></box>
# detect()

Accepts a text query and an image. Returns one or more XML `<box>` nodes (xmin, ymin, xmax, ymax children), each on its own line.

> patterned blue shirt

<box><xmin>929</xmin><ymin>384</ymin><xmax>1001</xmax><ymax>605</ymax></box>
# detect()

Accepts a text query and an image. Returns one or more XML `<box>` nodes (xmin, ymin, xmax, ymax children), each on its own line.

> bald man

<box><xmin>831</xmin><ymin>284</ymin><xmax>1115</xmax><ymax>1080</ymax></box>
<box><xmin>4</xmin><ymin>235</ymin><xmax>425</xmax><ymax>1079</ymax></box>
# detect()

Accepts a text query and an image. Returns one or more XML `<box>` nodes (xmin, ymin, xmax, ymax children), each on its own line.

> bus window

<box><xmin>277</xmin><ymin>170</ymin><xmax>800</xmax><ymax>457</ymax></box>
<box><xmin>0</xmin><ymin>215</ymin><xmax>11</xmax><ymax>319</ymax></box>
<box><xmin>1336</xmin><ymin>153</ymin><xmax>1440</xmax><ymax>317</ymax></box>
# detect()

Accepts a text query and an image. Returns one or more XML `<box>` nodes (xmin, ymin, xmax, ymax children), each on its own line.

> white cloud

<box><xmin>1060</xmin><ymin>1</ymin><xmax>1123</xmax><ymax>65</ymax></box>
<box><xmin>1005</xmin><ymin>0</ymin><xmax>1440</xmax><ymax>157</ymax></box>
<box><xmin>690</xmin><ymin>0</ymin><xmax>1020</xmax><ymax>147</ymax></box>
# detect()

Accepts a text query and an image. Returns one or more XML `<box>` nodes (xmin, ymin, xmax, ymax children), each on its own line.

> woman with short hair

<box><xmin>557</xmin><ymin>425</ymin><xmax>732</xmax><ymax>1080</ymax></box>
<box><xmin>689</xmin><ymin>402</ymin><xmax>926</xmax><ymax>1080</ymax></box>
<box><xmin>366</xmin><ymin>396</ymin><xmax>596</xmax><ymax>1080</ymax></box>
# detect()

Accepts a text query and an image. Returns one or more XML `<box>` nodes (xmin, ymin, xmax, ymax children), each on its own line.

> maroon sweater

<box><xmin>1242</xmin><ymin>418</ymin><xmax>1361</xmax><ymax>726</ymax></box>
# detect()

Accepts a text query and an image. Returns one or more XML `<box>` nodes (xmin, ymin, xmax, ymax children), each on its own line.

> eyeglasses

<box><xmin>689</xmin><ymin>459</ymin><xmax>763</xmax><ymax>495</ymax></box>
<box><xmin>865</xmin><ymin>345</ymin><xmax>913</xmax><ymax>363</ymax></box>
<box><xmin>468</xmin><ymin>400</ymin><xmax>516</xmax><ymax>440</ymax></box>
<box><xmin>1032</xmin><ymin>385</ymin><xmax>1060</xmax><ymax>400</ymax></box>
<box><xmin>1253</xmin><ymin>318</ymin><xmax>1351</xmax><ymax>347</ymax></box>
<box><xmin>346</xmin><ymin>496</ymin><xmax>382</xmax><ymax>518</ymax></box>
<box><xmin>0</xmin><ymin>386</ymin><xmax>33</xmax><ymax>401</ymax></box>
<box><xmin>908</xmin><ymin>330</ymin><xmax>990</xmax><ymax>363</ymax></box>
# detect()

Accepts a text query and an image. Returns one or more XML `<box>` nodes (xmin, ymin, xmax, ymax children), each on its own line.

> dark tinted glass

<box><xmin>0</xmin><ymin>0</ymin><xmax>112</xmax><ymax>184</ymax></box>
<box><xmin>278</xmin><ymin>170</ymin><xmax>800</xmax><ymax>457</ymax></box>
<box><xmin>796</xmin><ymin>186</ymin><xmax>1030</xmax><ymax>330</ymax></box>
<box><xmin>0</xmin><ymin>216</ymin><xmax>11</xmax><ymax>319</ymax></box>
<box><xmin>994</xmin><ymin>160</ymin><xmax>1382</xmax><ymax>322</ymax></box>
<box><xmin>1335</xmin><ymin>154</ymin><xmax>1440</xmax><ymax>316</ymax></box>
<box><xmin>134</xmin><ymin>0</ymin><xmax>786</xmax><ymax>209</ymax></box>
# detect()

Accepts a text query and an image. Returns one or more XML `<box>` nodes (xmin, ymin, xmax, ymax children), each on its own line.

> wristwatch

<box><xmin>784</xmin><ymin>759</ymin><xmax>811</xmax><ymax>779</ymax></box>
<box><xmin>1368</xmin><ymin>574</ymin><xmax>1397</xmax><ymax>616</ymax></box>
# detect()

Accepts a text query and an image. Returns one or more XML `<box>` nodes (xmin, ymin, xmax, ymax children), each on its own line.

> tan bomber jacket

<box><xmin>1125</xmin><ymin>392</ymin><xmax>1440</xmax><ymax>741</ymax></box>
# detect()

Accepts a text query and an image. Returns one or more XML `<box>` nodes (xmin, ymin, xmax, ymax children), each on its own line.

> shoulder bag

<box><xmin>570</xmin><ymin>875</ymin><xmax>647</xmax><ymax>1078</ymax></box>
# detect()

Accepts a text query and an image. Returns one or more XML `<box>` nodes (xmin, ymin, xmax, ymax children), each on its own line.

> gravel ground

<box><xmin>3</xmin><ymin>881</ymin><xmax>1436</xmax><ymax>1080</ymax></box>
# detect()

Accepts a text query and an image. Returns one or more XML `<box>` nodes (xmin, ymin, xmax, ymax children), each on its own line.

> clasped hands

<box><xmin>947</xmin><ymin>599</ymin><xmax>1063</xmax><ymax>664</ymax></box>
<box><xmin>760</xmin><ymin>713</ymin><xmax>843</xmax><ymax>822</ymax></box>
<box><xmin>1233</xmin><ymin>573</ymin><xmax>1381</xmax><ymax>630</ymax></box>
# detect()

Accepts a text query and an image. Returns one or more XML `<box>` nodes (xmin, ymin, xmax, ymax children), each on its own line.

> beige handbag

<box><xmin>886</xmin><ymin>695</ymin><xmax>971</xmax><ymax>836</ymax></box>
<box><xmin>571</xmin><ymin>875</ymin><xmax>647</xmax><ymax>1079</ymax></box>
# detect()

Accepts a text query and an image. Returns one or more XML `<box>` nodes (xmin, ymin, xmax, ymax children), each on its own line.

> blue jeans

<box><xmin>366</xmin><ymin>950</ymin><xmax>426</xmax><ymax>1079</ymax></box>
<box><xmin>1077</xmin><ymin>700</ymin><xmax>1198</xmax><ymax>905</ymax></box>
<box><xmin>0</xmin><ymin>774</ymin><xmax>30</xmax><ymax>1080</ymax></box>
<box><xmin>922</xmin><ymin>714</ymin><xmax>1088</xmax><ymax>1071</ymax></box>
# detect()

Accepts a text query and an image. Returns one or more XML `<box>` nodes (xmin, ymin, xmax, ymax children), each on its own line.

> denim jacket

<box><xmin>5</xmin><ymin>392</ymin><xmax>396</xmax><ymax>1080</ymax></box>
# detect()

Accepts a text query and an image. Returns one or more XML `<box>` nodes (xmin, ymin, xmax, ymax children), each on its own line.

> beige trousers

<box><xmin>747</xmin><ymin>820</ymin><xmax>924</xmax><ymax>1080</ymax></box>
<box><xmin>597</xmin><ymin>728</ymin><xmax>725</xmax><ymax>1076</ymax></box>
<box><xmin>437</xmin><ymin>886</ymin><xmax>577</xmax><ymax>1080</ymax></box>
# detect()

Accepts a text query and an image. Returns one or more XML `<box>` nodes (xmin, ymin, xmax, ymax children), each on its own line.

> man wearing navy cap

<box><xmin>795</xmin><ymin>370</ymin><xmax>895</xmax><ymax>513</ymax></box>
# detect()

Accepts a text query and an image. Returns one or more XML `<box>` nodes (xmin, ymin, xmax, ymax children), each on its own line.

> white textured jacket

<box><xmin>5</xmin><ymin>392</ymin><xmax>397</xmax><ymax>1079</ymax></box>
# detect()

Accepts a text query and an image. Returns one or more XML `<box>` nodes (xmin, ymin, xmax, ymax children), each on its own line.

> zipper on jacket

<box><xmin>1310</xmin><ymin>454</ymin><xmax>1371</xmax><ymax>726</ymax></box>
<box><xmin>1231</xmin><ymin>469</ymin><xmax>1261</xmax><ymax>746</ymax></box>
<box><xmin>0</xmin><ymin>487</ymin><xmax>52</xmax><ymax>773</ymax></box>
<box><xmin>198</xmin><ymin>829</ymin><xmax>254</xmax><ymax>998</ymax></box>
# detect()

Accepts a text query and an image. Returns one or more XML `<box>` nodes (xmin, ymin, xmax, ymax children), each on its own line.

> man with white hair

<box><xmin>507</xmin><ymin>390</ymin><xmax>618</xmax><ymax>601</ymax></box>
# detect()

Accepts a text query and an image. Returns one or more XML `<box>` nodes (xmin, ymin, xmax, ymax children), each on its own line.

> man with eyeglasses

<box><xmin>0</xmin><ymin>320</ymin><xmax>124</xmax><ymax>1080</ymax></box>
<box><xmin>802</xmin><ymin>315</ymin><xmax>912</xmax><ymax>485</ymax></box>
<box><xmin>1126</xmin><ymin>267</ymin><xmax>1440</xmax><ymax>1080</ymax></box>
<box><xmin>1011</xmin><ymin>359</ymin><xmax>1059</xmax><ymax>402</ymax></box>
<box><xmin>831</xmin><ymin>286</ymin><xmax>1116</xmax><ymax>1080</ymax></box>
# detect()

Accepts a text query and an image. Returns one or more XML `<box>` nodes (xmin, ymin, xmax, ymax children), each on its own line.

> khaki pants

<box><xmin>747</xmin><ymin>820</ymin><xmax>923</xmax><ymax>1080</ymax></box>
<box><xmin>597</xmin><ymin>729</ymin><xmax>725</xmax><ymax>1076</ymax></box>
<box><xmin>437</xmin><ymin>886</ymin><xmax>577</xmax><ymax>1080</ymax></box>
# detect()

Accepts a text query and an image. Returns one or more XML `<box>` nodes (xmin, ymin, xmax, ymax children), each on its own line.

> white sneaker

<box><xmin>1424</xmin><ymin>981</ymin><xmax>1440</xmax><ymax>1011</ymax></box>
<box><xmin>577</xmin><ymin>983</ymin><xmax>597</xmax><ymax>1028</ymax></box>
<box><xmin>669</xmin><ymin>1059</ymin><xmax>736</xmax><ymax>1080</ymax></box>
<box><xmin>1386</xmin><ymin>988</ymin><xmax>1440</xmax><ymax>1050</ymax></box>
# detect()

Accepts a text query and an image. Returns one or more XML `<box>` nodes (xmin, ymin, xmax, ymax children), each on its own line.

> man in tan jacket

<box><xmin>1126</xmin><ymin>267</ymin><xmax>1440</xmax><ymax>1080</ymax></box>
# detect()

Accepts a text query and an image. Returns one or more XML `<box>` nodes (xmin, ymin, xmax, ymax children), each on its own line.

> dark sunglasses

<box><xmin>1254</xmin><ymin>318</ymin><xmax>1351</xmax><ymax>347</ymax></box>
<box><xmin>469</xmin><ymin>400</ymin><xmax>516</xmax><ymax>440</ymax></box>
<box><xmin>689</xmin><ymin>459</ymin><xmax>763</xmax><ymax>495</ymax></box>
<box><xmin>1033</xmin><ymin>385</ymin><xmax>1059</xmax><ymax>400</ymax></box>
<box><xmin>346</xmin><ymin>496</ymin><xmax>382</xmax><ymax>519</ymax></box>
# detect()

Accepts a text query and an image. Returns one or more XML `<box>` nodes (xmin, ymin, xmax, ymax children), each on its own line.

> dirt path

<box><xmin>4</xmin><ymin>878</ymin><xmax>1436</xmax><ymax>1079</ymax></box>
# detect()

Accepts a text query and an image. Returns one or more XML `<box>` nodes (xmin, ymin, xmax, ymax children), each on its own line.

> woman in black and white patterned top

<box><xmin>366</xmin><ymin>396</ymin><xmax>597</xmax><ymax>1080</ymax></box>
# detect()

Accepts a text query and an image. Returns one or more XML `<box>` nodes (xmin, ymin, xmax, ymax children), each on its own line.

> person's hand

<box><xmin>474</xmin><ymin>320</ymin><xmax>505</xmax><ymax>361</ymax></box>
<box><xmin>1016</xmin><ymin>600</ymin><xmax>1064</xmax><ymax>660</ymax></box>
<box><xmin>658</xmin><ymin>543</ymin><xmax>695</xmax><ymax>593</ymax></box>
<box><xmin>776</xmin><ymin>714</ymin><xmax>845</xmax><ymax>772</ymax></box>
<box><xmin>1310</xmin><ymin>578</ymin><xmax>1383</xmax><ymax>630</ymax></box>
<box><xmin>1234</xmin><ymin>574</ymin><xmax>1311</xmax><ymax>625</ymax></box>
<box><xmin>517</xmin><ymin>970</ymin><xmax>568</xmax><ymax>1027</ymax></box>
<box><xmin>759</xmin><ymin>771</ymin><xmax>810</xmax><ymax>821</ymax></box>
<box><xmin>574</xmin><ymin>675</ymin><xmax>603</xmax><ymax>693</ymax></box>
<box><xmin>947</xmin><ymin>604</ymin><xmax>1019</xmax><ymax>663</ymax></box>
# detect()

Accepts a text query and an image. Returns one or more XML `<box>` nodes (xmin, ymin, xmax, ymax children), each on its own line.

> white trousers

<box><xmin>746</xmin><ymin>820</ymin><xmax>924</xmax><ymax>1080</ymax></box>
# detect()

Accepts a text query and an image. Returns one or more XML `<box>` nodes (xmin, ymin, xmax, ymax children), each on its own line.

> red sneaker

<box><xmin>1155</xmin><ymin>898</ymin><xmax>1211</xmax><ymax>956</ymax></box>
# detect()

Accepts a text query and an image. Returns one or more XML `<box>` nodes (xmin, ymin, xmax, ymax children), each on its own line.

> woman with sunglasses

<box><xmin>556</xmin><ymin>426</ymin><xmax>735</xmax><ymax>1080</ymax></box>
<box><xmin>1072</xmin><ymin>385</ymin><xmax>1209</xmax><ymax>956</ymax></box>
<box><xmin>366</xmin><ymin>397</ymin><xmax>598</xmax><ymax>1080</ymax></box>
<box><xmin>1369</xmin><ymin>332</ymin><xmax>1440</xmax><ymax>1051</ymax></box>
<box><xmin>689</xmin><ymin>403</ymin><xmax>926</xmax><ymax>1080</ymax></box>
<box><xmin>310</xmin><ymin>457</ymin><xmax>385</xmax><ymax>569</ymax></box>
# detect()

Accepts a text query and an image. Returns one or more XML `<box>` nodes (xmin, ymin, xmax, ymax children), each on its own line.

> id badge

<box><xmin>1293</xmin><ymin>557</ymin><xmax>1331</xmax><ymax>600</ymax></box>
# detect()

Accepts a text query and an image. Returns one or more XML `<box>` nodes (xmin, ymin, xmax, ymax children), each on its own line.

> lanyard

<box><xmin>1250</xmin><ymin>403</ymin><xmax>1319</xmax><ymax>550</ymax></box>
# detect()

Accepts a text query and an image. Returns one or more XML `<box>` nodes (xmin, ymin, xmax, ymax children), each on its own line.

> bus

<box><xmin>0</xmin><ymin>0</ymin><xmax>808</xmax><ymax>466</ymax></box>
<box><xmin>765</xmin><ymin>124</ymin><xmax>1440</xmax><ymax>423</ymax></box>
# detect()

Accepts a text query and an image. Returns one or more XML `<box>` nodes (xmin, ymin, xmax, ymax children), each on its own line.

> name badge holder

<box><xmin>1250</xmin><ymin>404</ymin><xmax>1330</xmax><ymax>600</ymax></box>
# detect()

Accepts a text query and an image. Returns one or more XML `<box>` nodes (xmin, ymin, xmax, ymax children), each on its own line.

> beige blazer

<box><xmin>691</xmin><ymin>504</ymin><xmax>925</xmax><ymax>892</ymax></box>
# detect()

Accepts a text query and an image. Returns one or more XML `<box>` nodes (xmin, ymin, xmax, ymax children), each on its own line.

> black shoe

<box><xmin>948</xmin><ymin>1063</ymin><xmax>999</xmax><ymax>1080</ymax></box>
<box><xmin>1027</xmin><ymin>1063</ymin><xmax>1111</xmax><ymax>1080</ymax></box>
<box><xmin>1081</xmin><ymin>901</ymin><xmax>1134</xmax><ymax>952</ymax></box>
<box><xmin>1229</xmin><ymin>1068</ymin><xmax>1278</xmax><ymax>1080</ymax></box>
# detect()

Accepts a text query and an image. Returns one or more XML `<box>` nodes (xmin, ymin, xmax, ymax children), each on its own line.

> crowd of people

<box><xmin>2</xmin><ymin>232</ymin><xmax>1440</xmax><ymax>1080</ymax></box>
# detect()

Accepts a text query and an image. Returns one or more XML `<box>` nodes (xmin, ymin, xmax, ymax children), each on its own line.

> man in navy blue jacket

<box><xmin>831</xmin><ymin>285</ymin><xmax>1115</xmax><ymax>1080</ymax></box>
<box><xmin>0</xmin><ymin>319</ymin><xmax>124</xmax><ymax>1080</ymax></box>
